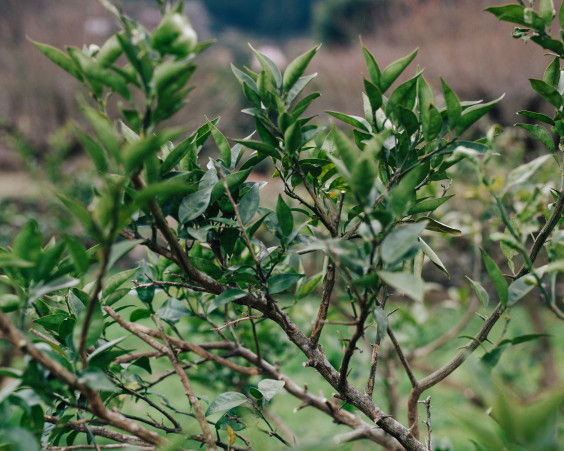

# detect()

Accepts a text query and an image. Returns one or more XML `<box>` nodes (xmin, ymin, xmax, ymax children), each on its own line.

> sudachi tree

<box><xmin>0</xmin><ymin>0</ymin><xmax>563</xmax><ymax>450</ymax></box>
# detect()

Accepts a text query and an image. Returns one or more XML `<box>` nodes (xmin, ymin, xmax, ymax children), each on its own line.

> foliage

<box><xmin>0</xmin><ymin>1</ymin><xmax>564</xmax><ymax>450</ymax></box>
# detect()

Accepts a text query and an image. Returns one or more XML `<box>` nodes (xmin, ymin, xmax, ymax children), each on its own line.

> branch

<box><xmin>210</xmin><ymin>314</ymin><xmax>265</xmax><ymax>332</ymax></box>
<box><xmin>43</xmin><ymin>416</ymin><xmax>151</xmax><ymax>447</ymax></box>
<box><xmin>0</xmin><ymin>312</ymin><xmax>165</xmax><ymax>446</ymax></box>
<box><xmin>44</xmin><ymin>445</ymin><xmax>152</xmax><ymax>450</ymax></box>
<box><xmin>418</xmin><ymin>396</ymin><xmax>432</xmax><ymax>451</ymax></box>
<box><xmin>387</xmin><ymin>327</ymin><xmax>417</xmax><ymax>388</ymax></box>
<box><xmin>104</xmin><ymin>307</ymin><xmax>259</xmax><ymax>376</ymax></box>
<box><xmin>153</xmin><ymin>315</ymin><xmax>217</xmax><ymax>450</ymax></box>
<box><xmin>309</xmin><ymin>261</ymin><xmax>336</xmax><ymax>348</ymax></box>
<box><xmin>79</xmin><ymin>245</ymin><xmax>110</xmax><ymax>368</ymax></box>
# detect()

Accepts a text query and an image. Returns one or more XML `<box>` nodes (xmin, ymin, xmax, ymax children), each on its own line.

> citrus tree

<box><xmin>0</xmin><ymin>0</ymin><xmax>563</xmax><ymax>450</ymax></box>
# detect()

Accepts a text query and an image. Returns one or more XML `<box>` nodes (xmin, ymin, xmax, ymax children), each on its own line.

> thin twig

<box><xmin>309</xmin><ymin>261</ymin><xmax>336</xmax><ymax>348</ymax></box>
<box><xmin>132</xmin><ymin>279</ymin><xmax>207</xmax><ymax>292</ymax></box>
<box><xmin>29</xmin><ymin>328</ymin><xmax>60</xmax><ymax>347</ymax></box>
<box><xmin>417</xmin><ymin>396</ymin><xmax>432</xmax><ymax>451</ymax></box>
<box><xmin>215</xmin><ymin>163</ymin><xmax>265</xmax><ymax>282</ymax></box>
<box><xmin>387</xmin><ymin>327</ymin><xmax>417</xmax><ymax>388</ymax></box>
<box><xmin>210</xmin><ymin>315</ymin><xmax>265</xmax><ymax>332</ymax></box>
<box><xmin>152</xmin><ymin>315</ymin><xmax>217</xmax><ymax>450</ymax></box>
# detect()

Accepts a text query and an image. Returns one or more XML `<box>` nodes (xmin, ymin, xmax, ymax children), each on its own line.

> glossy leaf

<box><xmin>276</xmin><ymin>195</ymin><xmax>293</xmax><ymax>237</ymax></box>
<box><xmin>466</xmin><ymin>276</ymin><xmax>489</xmax><ymax>308</ymax></box>
<box><xmin>157</xmin><ymin>298</ymin><xmax>191</xmax><ymax>324</ymax></box>
<box><xmin>179</xmin><ymin>187</ymin><xmax>213</xmax><ymax>223</ymax></box>
<box><xmin>268</xmin><ymin>273</ymin><xmax>304</xmax><ymax>294</ymax></box>
<box><xmin>380</xmin><ymin>48</ymin><xmax>418</xmax><ymax>92</ymax></box>
<box><xmin>419</xmin><ymin>237</ymin><xmax>449</xmax><ymax>278</ymax></box>
<box><xmin>529</xmin><ymin>79</ymin><xmax>561</xmax><ymax>107</ymax></box>
<box><xmin>239</xmin><ymin>184</ymin><xmax>261</xmax><ymax>224</ymax></box>
<box><xmin>441</xmin><ymin>77</ymin><xmax>462</xmax><ymax>129</ymax></box>
<box><xmin>455</xmin><ymin>95</ymin><xmax>504</xmax><ymax>136</ymax></box>
<box><xmin>283</xmin><ymin>45</ymin><xmax>319</xmax><ymax>93</ymax></box>
<box><xmin>207</xmin><ymin>289</ymin><xmax>247</xmax><ymax>314</ymax></box>
<box><xmin>257</xmin><ymin>379</ymin><xmax>285</xmax><ymax>401</ymax></box>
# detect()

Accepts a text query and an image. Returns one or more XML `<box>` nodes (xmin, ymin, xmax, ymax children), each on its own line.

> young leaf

<box><xmin>208</xmin><ymin>120</ymin><xmax>231</xmax><ymax>165</ymax></box>
<box><xmin>386</xmin><ymin>76</ymin><xmax>419</xmax><ymax>115</ymax></box>
<box><xmin>29</xmin><ymin>39</ymin><xmax>83</xmax><ymax>81</ymax></box>
<box><xmin>455</xmin><ymin>94</ymin><xmax>504</xmax><ymax>136</ymax></box>
<box><xmin>380</xmin><ymin>48</ymin><xmax>418</xmax><ymax>92</ymax></box>
<box><xmin>363</xmin><ymin>78</ymin><xmax>383</xmax><ymax>113</ymax></box>
<box><xmin>361</xmin><ymin>42</ymin><xmax>381</xmax><ymax>87</ymax></box>
<box><xmin>466</xmin><ymin>276</ymin><xmax>489</xmax><ymax>308</ymax></box>
<box><xmin>249</xmin><ymin>44</ymin><xmax>282</xmax><ymax>89</ymax></box>
<box><xmin>378</xmin><ymin>271</ymin><xmax>424</xmax><ymax>303</ymax></box>
<box><xmin>504</xmin><ymin>154</ymin><xmax>551</xmax><ymax>193</ymax></box>
<box><xmin>507</xmin><ymin>275</ymin><xmax>536</xmax><ymax>307</ymax></box>
<box><xmin>543</xmin><ymin>56</ymin><xmax>560</xmax><ymax>88</ymax></box>
<box><xmin>419</xmin><ymin>237</ymin><xmax>449</xmax><ymax>278</ymax></box>
<box><xmin>283</xmin><ymin>45</ymin><xmax>319</xmax><ymax>93</ymax></box>
<box><xmin>331</xmin><ymin>128</ymin><xmax>357</xmax><ymax>173</ymax></box>
<box><xmin>480</xmin><ymin>249</ymin><xmax>508</xmax><ymax>307</ymax></box>
<box><xmin>441</xmin><ymin>77</ymin><xmax>462</xmax><ymax>130</ymax></box>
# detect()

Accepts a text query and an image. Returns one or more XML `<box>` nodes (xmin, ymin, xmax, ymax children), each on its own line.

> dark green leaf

<box><xmin>441</xmin><ymin>77</ymin><xmax>462</xmax><ymax>130</ymax></box>
<box><xmin>363</xmin><ymin>78</ymin><xmax>383</xmax><ymax>112</ymax></box>
<box><xmin>529</xmin><ymin>79</ymin><xmax>561</xmax><ymax>108</ymax></box>
<box><xmin>157</xmin><ymin>298</ymin><xmax>191</xmax><ymax>324</ymax></box>
<box><xmin>268</xmin><ymin>273</ymin><xmax>304</xmax><ymax>294</ymax></box>
<box><xmin>210</xmin><ymin>168</ymin><xmax>251</xmax><ymax>204</ymax></box>
<box><xmin>543</xmin><ymin>56</ymin><xmax>560</xmax><ymax>88</ymax></box>
<box><xmin>516</xmin><ymin>110</ymin><xmax>554</xmax><ymax>125</ymax></box>
<box><xmin>325</xmin><ymin>111</ymin><xmax>370</xmax><ymax>132</ymax></box>
<box><xmin>276</xmin><ymin>195</ymin><xmax>293</xmax><ymax>237</ymax></box>
<box><xmin>207</xmin><ymin>289</ymin><xmax>247</xmax><ymax>314</ymax></box>
<box><xmin>234</xmin><ymin>139</ymin><xmax>280</xmax><ymax>159</ymax></box>
<box><xmin>331</xmin><ymin>128</ymin><xmax>357</xmax><ymax>173</ymax></box>
<box><xmin>516</xmin><ymin>124</ymin><xmax>555</xmax><ymax>152</ymax></box>
<box><xmin>386</xmin><ymin>76</ymin><xmax>419</xmax><ymax>115</ymax></box>
<box><xmin>179</xmin><ymin>187</ymin><xmax>212</xmax><ymax>223</ymax></box>
<box><xmin>239</xmin><ymin>184</ymin><xmax>261</xmax><ymax>225</ymax></box>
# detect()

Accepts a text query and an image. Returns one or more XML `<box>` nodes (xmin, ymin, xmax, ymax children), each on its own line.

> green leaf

<box><xmin>284</xmin><ymin>122</ymin><xmax>302</xmax><ymax>154</ymax></box>
<box><xmin>419</xmin><ymin>237</ymin><xmax>449</xmax><ymax>278</ymax></box>
<box><xmin>507</xmin><ymin>275</ymin><xmax>536</xmax><ymax>307</ymax></box>
<box><xmin>234</xmin><ymin>139</ymin><xmax>280</xmax><ymax>159</ymax></box>
<box><xmin>157</xmin><ymin>298</ymin><xmax>191</xmax><ymax>324</ymax></box>
<box><xmin>361</xmin><ymin>42</ymin><xmax>381</xmax><ymax>87</ymax></box>
<box><xmin>257</xmin><ymin>379</ymin><xmax>285</xmax><ymax>401</ymax></box>
<box><xmin>210</xmin><ymin>168</ymin><xmax>251</xmax><ymax>204</ymax></box>
<box><xmin>380</xmin><ymin>222</ymin><xmax>426</xmax><ymax>266</ymax></box>
<box><xmin>239</xmin><ymin>185</ymin><xmax>261</xmax><ymax>224</ymax></box>
<box><xmin>276</xmin><ymin>195</ymin><xmax>293</xmax><ymax>237</ymax></box>
<box><xmin>386</xmin><ymin>76</ymin><xmax>419</xmax><ymax>115</ymax></box>
<box><xmin>79</xmin><ymin>368</ymin><xmax>118</xmax><ymax>392</ymax></box>
<box><xmin>286</xmin><ymin>73</ymin><xmax>318</xmax><ymax>106</ymax></box>
<box><xmin>529</xmin><ymin>79</ymin><xmax>562</xmax><ymax>107</ymax></box>
<box><xmin>486</xmin><ymin>4</ymin><xmax>544</xmax><ymax>28</ymax></box>
<box><xmin>516</xmin><ymin>124</ymin><xmax>554</xmax><ymax>152</ymax></box>
<box><xmin>179</xmin><ymin>187</ymin><xmax>213</xmax><ymax>223</ymax></box>
<box><xmin>63</xmin><ymin>235</ymin><xmax>89</xmax><ymax>274</ymax></box>
<box><xmin>504</xmin><ymin>154</ymin><xmax>551</xmax><ymax>193</ymax></box>
<box><xmin>418</xmin><ymin>76</ymin><xmax>443</xmax><ymax>141</ymax></box>
<box><xmin>560</xmin><ymin>0</ymin><xmax>564</xmax><ymax>28</ymax></box>
<box><xmin>207</xmin><ymin>289</ymin><xmax>247</xmax><ymax>314</ymax></box>
<box><xmin>74</xmin><ymin>127</ymin><xmax>107</xmax><ymax>172</ymax></box>
<box><xmin>543</xmin><ymin>56</ymin><xmax>560</xmax><ymax>88</ymax></box>
<box><xmin>455</xmin><ymin>95</ymin><xmax>504</xmax><ymax>136</ymax></box>
<box><xmin>361</xmin><ymin>80</ymin><xmax>382</xmax><ymax>116</ymax></box>
<box><xmin>268</xmin><ymin>273</ymin><xmax>304</xmax><ymax>294</ymax></box>
<box><xmin>87</xmin><ymin>336</ymin><xmax>127</xmax><ymax>362</ymax></box>
<box><xmin>107</xmin><ymin>240</ymin><xmax>143</xmax><ymax>270</ymax></box>
<box><xmin>283</xmin><ymin>45</ymin><xmax>319</xmax><ymax>93</ymax></box>
<box><xmin>539</xmin><ymin>0</ymin><xmax>556</xmax><ymax>25</ymax></box>
<box><xmin>325</xmin><ymin>111</ymin><xmax>370</xmax><ymax>132</ymax></box>
<box><xmin>81</xmin><ymin>106</ymin><xmax>120</xmax><ymax>159</ymax></box>
<box><xmin>480</xmin><ymin>249</ymin><xmax>508</xmax><ymax>307</ymax></box>
<box><xmin>0</xmin><ymin>294</ymin><xmax>20</xmax><ymax>313</ymax></box>
<box><xmin>378</xmin><ymin>271</ymin><xmax>424</xmax><ymax>303</ymax></box>
<box><xmin>292</xmin><ymin>91</ymin><xmax>321</xmax><ymax>118</ymax></box>
<box><xmin>466</xmin><ymin>276</ymin><xmax>489</xmax><ymax>308</ymax></box>
<box><xmin>441</xmin><ymin>77</ymin><xmax>462</xmax><ymax>130</ymax></box>
<box><xmin>418</xmin><ymin>217</ymin><xmax>462</xmax><ymax>236</ymax></box>
<box><xmin>516</xmin><ymin>110</ymin><xmax>554</xmax><ymax>125</ymax></box>
<box><xmin>12</xmin><ymin>220</ymin><xmax>42</xmax><ymax>263</ymax></box>
<box><xmin>73</xmin><ymin>300</ymin><xmax>104</xmax><ymax>349</ymax></box>
<box><xmin>103</xmin><ymin>268</ymin><xmax>136</xmax><ymax>298</ymax></box>
<box><xmin>381</xmin><ymin>48</ymin><xmax>418</xmax><ymax>92</ymax></box>
<box><xmin>373</xmin><ymin>306</ymin><xmax>388</xmax><ymax>341</ymax></box>
<box><xmin>408</xmin><ymin>195</ymin><xmax>454</xmax><ymax>214</ymax></box>
<box><xmin>206</xmin><ymin>392</ymin><xmax>250</xmax><ymax>416</ymax></box>
<box><xmin>29</xmin><ymin>39</ymin><xmax>83</xmax><ymax>81</ymax></box>
<box><xmin>331</xmin><ymin>128</ymin><xmax>357</xmax><ymax>173</ymax></box>
<box><xmin>34</xmin><ymin>313</ymin><xmax>69</xmax><ymax>332</ymax></box>
<box><xmin>351</xmin><ymin>156</ymin><xmax>377</xmax><ymax>201</ymax></box>
<box><xmin>122</xmin><ymin>132</ymin><xmax>180</xmax><ymax>173</ymax></box>
<box><xmin>208</xmin><ymin>120</ymin><xmax>231</xmax><ymax>164</ymax></box>
<box><xmin>295</xmin><ymin>273</ymin><xmax>323</xmax><ymax>299</ymax></box>
<box><xmin>249</xmin><ymin>44</ymin><xmax>282</xmax><ymax>88</ymax></box>
<box><xmin>29</xmin><ymin>276</ymin><xmax>79</xmax><ymax>303</ymax></box>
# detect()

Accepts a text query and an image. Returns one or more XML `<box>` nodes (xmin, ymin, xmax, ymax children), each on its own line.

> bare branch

<box><xmin>211</xmin><ymin>314</ymin><xmax>265</xmax><ymax>332</ymax></box>
<box><xmin>309</xmin><ymin>261</ymin><xmax>336</xmax><ymax>348</ymax></box>
<box><xmin>417</xmin><ymin>396</ymin><xmax>432</xmax><ymax>451</ymax></box>
<box><xmin>387</xmin><ymin>327</ymin><xmax>417</xmax><ymax>388</ymax></box>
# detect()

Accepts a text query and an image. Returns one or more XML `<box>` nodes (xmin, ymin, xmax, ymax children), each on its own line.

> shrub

<box><xmin>0</xmin><ymin>1</ymin><xmax>563</xmax><ymax>450</ymax></box>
